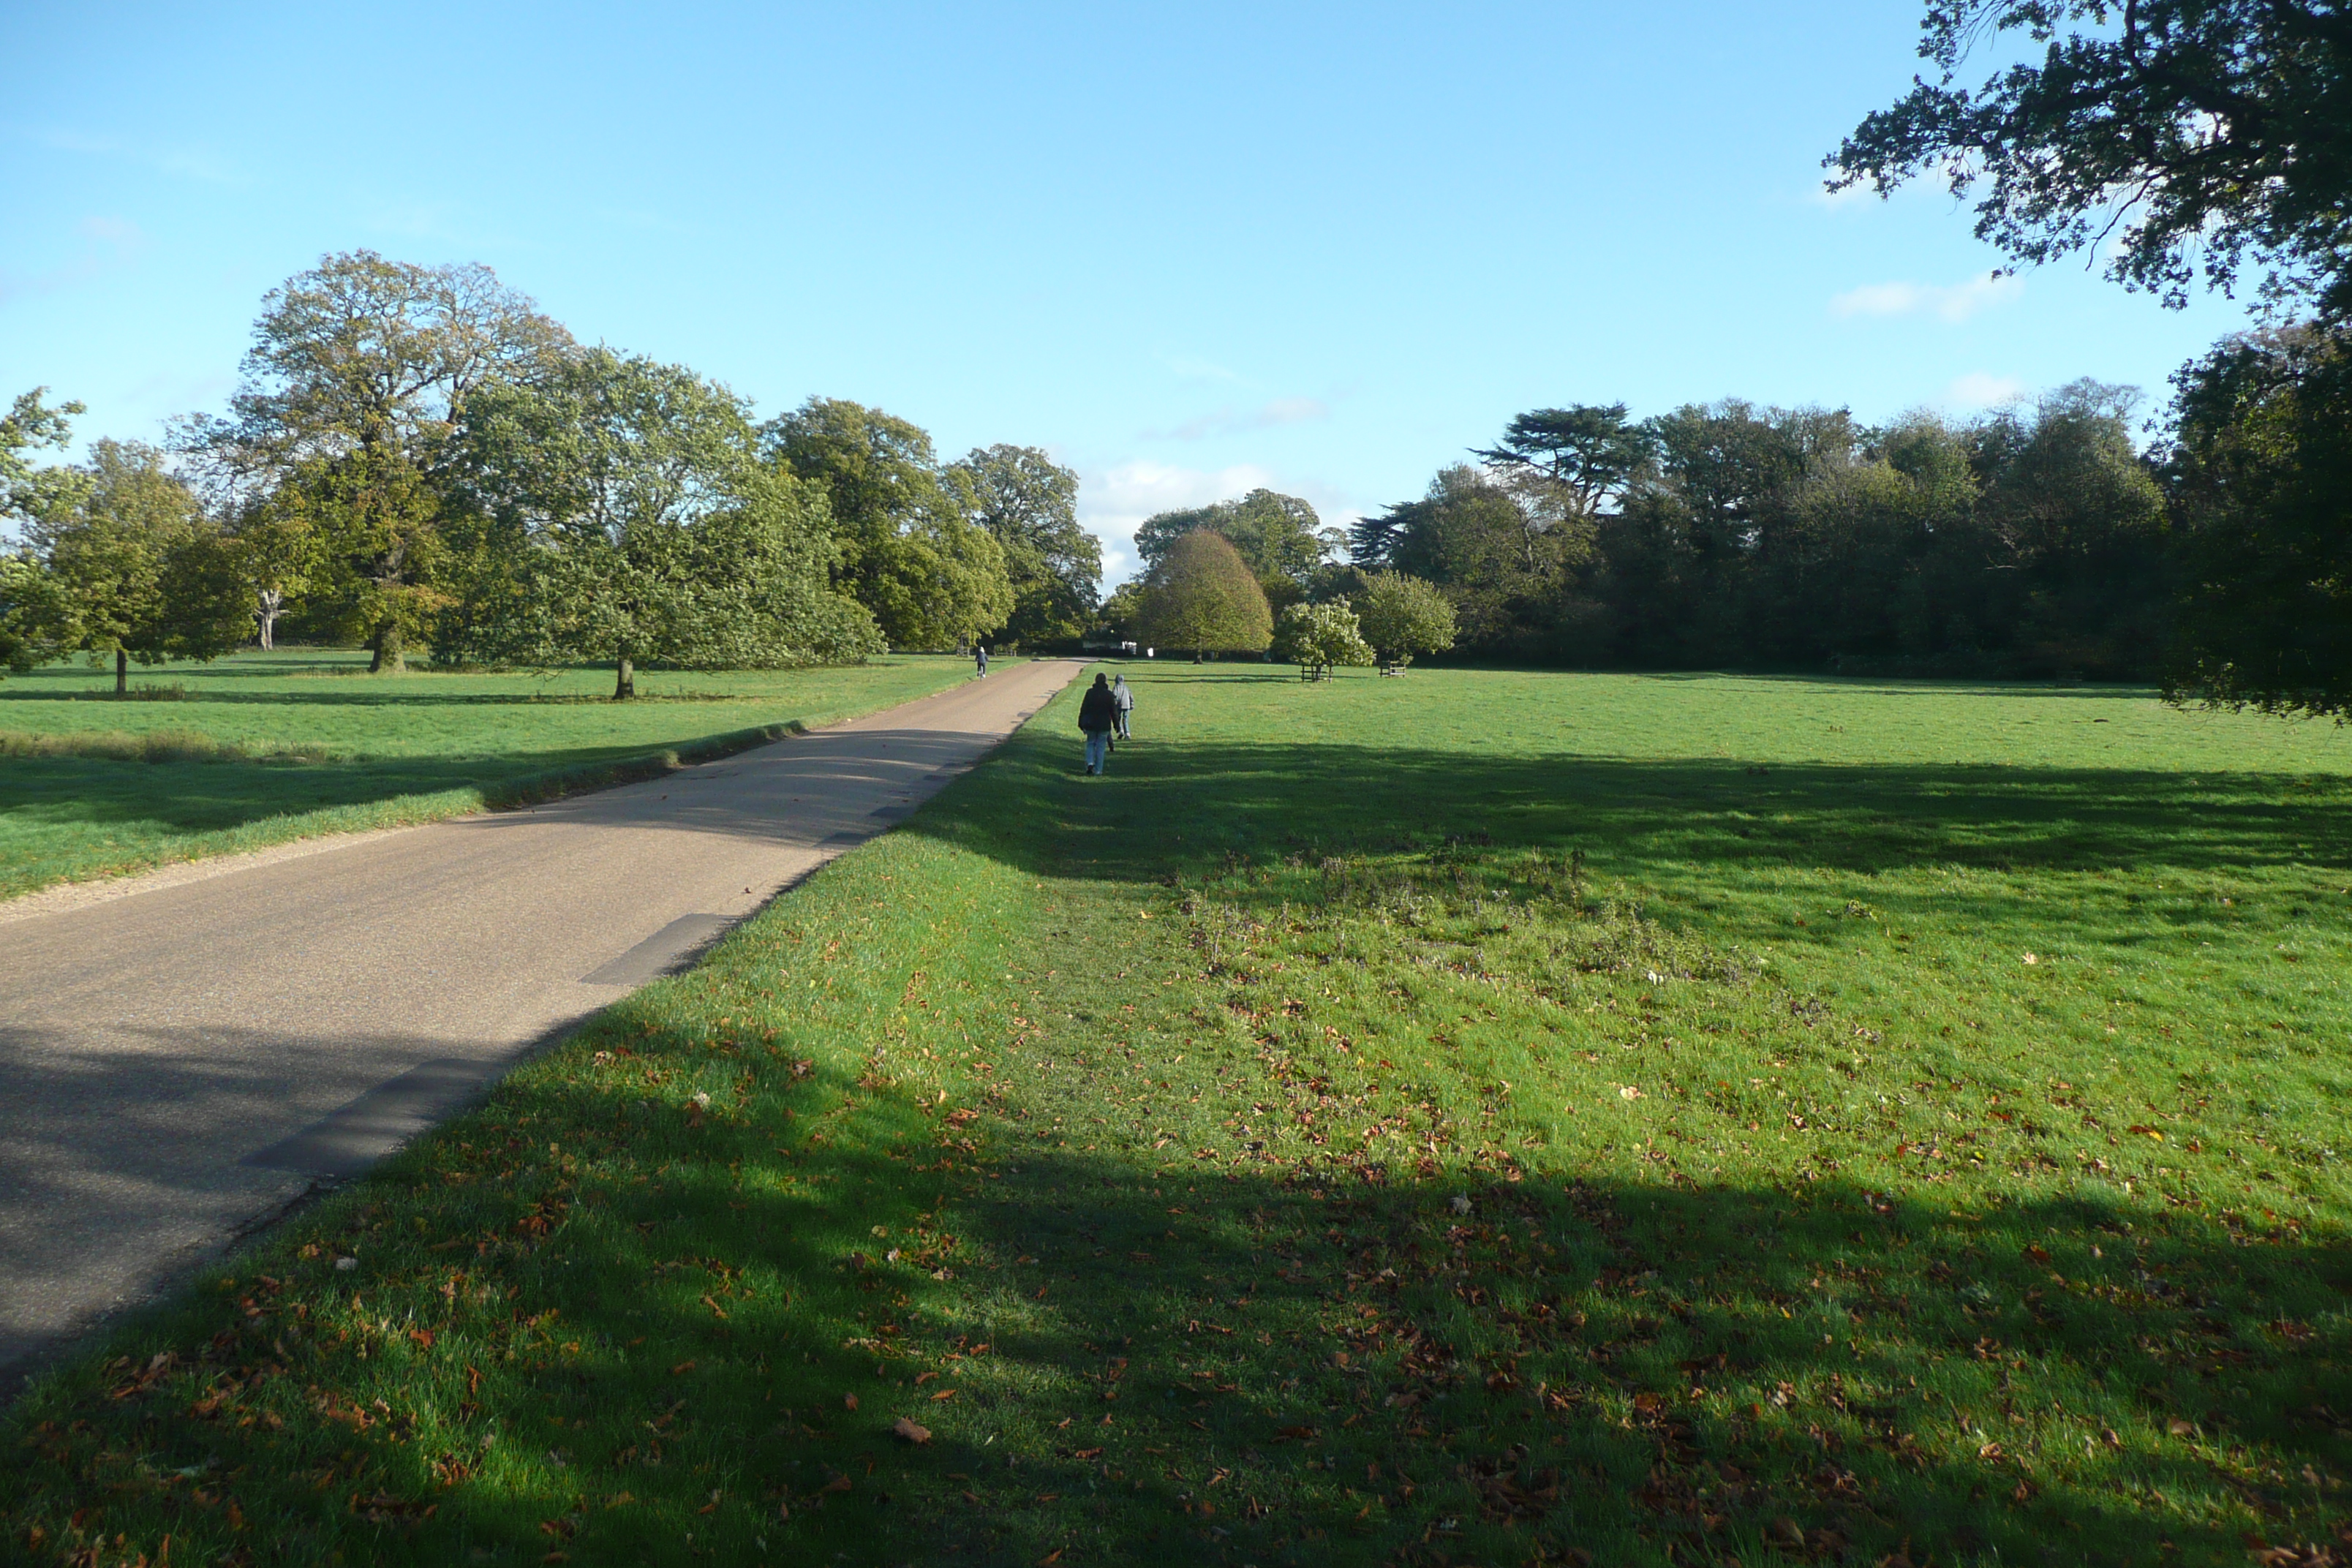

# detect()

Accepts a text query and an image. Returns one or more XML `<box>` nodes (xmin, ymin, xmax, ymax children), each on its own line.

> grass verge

<box><xmin>4</xmin><ymin>666</ymin><xmax>2350</xmax><ymax>1566</ymax></box>
<box><xmin>0</xmin><ymin>652</ymin><xmax>995</xmax><ymax>901</ymax></box>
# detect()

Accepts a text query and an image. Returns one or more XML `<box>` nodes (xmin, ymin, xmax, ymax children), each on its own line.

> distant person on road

<box><xmin>1078</xmin><ymin>673</ymin><xmax>1117</xmax><ymax>774</ymax></box>
<box><xmin>1112</xmin><ymin>674</ymin><xmax>1134</xmax><ymax>739</ymax></box>
<box><xmin>975</xmin><ymin>645</ymin><xmax>988</xmax><ymax>677</ymax></box>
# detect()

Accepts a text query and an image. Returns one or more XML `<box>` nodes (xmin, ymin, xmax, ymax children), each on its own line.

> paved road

<box><xmin>0</xmin><ymin>659</ymin><xmax>1081</xmax><ymax>1393</ymax></box>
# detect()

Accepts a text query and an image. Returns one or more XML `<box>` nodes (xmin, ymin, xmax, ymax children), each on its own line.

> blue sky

<box><xmin>2</xmin><ymin>1</ymin><xmax>2261</xmax><ymax>582</ymax></box>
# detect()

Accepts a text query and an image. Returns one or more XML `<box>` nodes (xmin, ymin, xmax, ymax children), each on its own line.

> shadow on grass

<box><xmin>917</xmin><ymin>736</ymin><xmax>2352</xmax><ymax>892</ymax></box>
<box><xmin>15</xmin><ymin>1064</ymin><xmax>2348</xmax><ymax>1566</ymax></box>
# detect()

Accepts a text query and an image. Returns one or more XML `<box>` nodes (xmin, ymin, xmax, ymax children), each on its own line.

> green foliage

<box><xmin>24</xmin><ymin>441</ymin><xmax>251</xmax><ymax>688</ymax></box>
<box><xmin>10</xmin><ymin>667</ymin><xmax>2352</xmax><ymax>1564</ymax></box>
<box><xmin>2166</xmin><ymin>323</ymin><xmax>2352</xmax><ymax>717</ymax></box>
<box><xmin>441</xmin><ymin>350</ymin><xmax>877</xmax><ymax>695</ymax></box>
<box><xmin>943</xmin><ymin>443</ymin><xmax>1098</xmax><ymax>647</ymax></box>
<box><xmin>1</xmin><ymin>386</ymin><xmax>89</xmax><ymax>529</ymax></box>
<box><xmin>1365</xmin><ymin>393</ymin><xmax>2171</xmax><ymax>676</ymax></box>
<box><xmin>1134</xmin><ymin>528</ymin><xmax>1273</xmax><ymax>655</ymax></box>
<box><xmin>1136</xmin><ymin>487</ymin><xmax>1335</xmax><ymax>603</ymax></box>
<box><xmin>1354</xmin><ymin>570</ymin><xmax>1457</xmax><ymax>667</ymax></box>
<box><xmin>1271</xmin><ymin>597</ymin><xmax>1374</xmax><ymax>679</ymax></box>
<box><xmin>764</xmin><ymin>398</ymin><xmax>1014</xmax><ymax>650</ymax></box>
<box><xmin>1831</xmin><ymin>1</ymin><xmax>2352</xmax><ymax>319</ymax></box>
<box><xmin>180</xmin><ymin>251</ymin><xmax>573</xmax><ymax>671</ymax></box>
<box><xmin>1</xmin><ymin>388</ymin><xmax>87</xmax><ymax>674</ymax></box>
<box><xmin>1472</xmin><ymin>402</ymin><xmax>1652</xmax><ymax>519</ymax></box>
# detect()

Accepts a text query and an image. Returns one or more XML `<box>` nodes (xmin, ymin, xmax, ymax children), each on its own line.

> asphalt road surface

<box><xmin>0</xmin><ymin>659</ymin><xmax>1082</xmax><ymax>1395</ymax></box>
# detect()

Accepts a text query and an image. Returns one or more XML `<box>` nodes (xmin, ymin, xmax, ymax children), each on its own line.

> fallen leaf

<box><xmin>892</xmin><ymin>1417</ymin><xmax>932</xmax><ymax>1444</ymax></box>
<box><xmin>844</xmin><ymin>1394</ymin><xmax>859</xmax><ymax>1411</ymax></box>
<box><xmin>669</xmin><ymin>1361</ymin><xmax>695</xmax><ymax>1376</ymax></box>
<box><xmin>2167</xmin><ymin>1417</ymin><xmax>2196</xmax><ymax>1437</ymax></box>
<box><xmin>932</xmin><ymin>1388</ymin><xmax>958</xmax><ymax>1401</ymax></box>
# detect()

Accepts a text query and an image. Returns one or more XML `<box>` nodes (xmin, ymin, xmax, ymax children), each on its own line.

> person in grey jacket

<box><xmin>1112</xmin><ymin>674</ymin><xmax>1134</xmax><ymax>739</ymax></box>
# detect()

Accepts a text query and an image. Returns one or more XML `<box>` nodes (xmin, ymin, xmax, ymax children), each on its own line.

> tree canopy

<box><xmin>1353</xmin><ymin>393</ymin><xmax>2171</xmax><ymax>677</ymax></box>
<box><xmin>443</xmin><ymin>350</ymin><xmax>875</xmax><ymax>696</ymax></box>
<box><xmin>1135</xmin><ymin>489</ymin><xmax>1334</xmax><ymax>602</ymax></box>
<box><xmin>1272</xmin><ymin>598</ymin><xmax>1373</xmax><ymax>680</ymax></box>
<box><xmin>2165</xmin><ymin>323</ymin><xmax>2352</xmax><ymax>715</ymax></box>
<box><xmin>943</xmin><ymin>444</ymin><xmax>1098</xmax><ymax>647</ymax></box>
<box><xmin>1831</xmin><ymin>1</ymin><xmax>2352</xmax><ymax>318</ymax></box>
<box><xmin>1354</xmin><ymin>571</ymin><xmax>1458</xmax><ymax>668</ymax></box>
<box><xmin>1134</xmin><ymin>529</ymin><xmax>1273</xmax><ymax>657</ymax></box>
<box><xmin>22</xmin><ymin>440</ymin><xmax>249</xmax><ymax>690</ymax></box>
<box><xmin>763</xmin><ymin>398</ymin><xmax>1014</xmax><ymax>650</ymax></box>
<box><xmin>179</xmin><ymin>251</ymin><xmax>574</xmax><ymax>670</ymax></box>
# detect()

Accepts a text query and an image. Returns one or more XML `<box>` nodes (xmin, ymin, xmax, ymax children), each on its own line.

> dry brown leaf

<box><xmin>892</xmin><ymin>1417</ymin><xmax>932</xmax><ymax>1444</ymax></box>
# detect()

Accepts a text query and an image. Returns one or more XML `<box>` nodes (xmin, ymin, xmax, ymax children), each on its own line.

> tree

<box><xmin>1354</xmin><ymin>571</ymin><xmax>1458</xmax><ymax>668</ymax></box>
<box><xmin>1</xmin><ymin>388</ymin><xmax>87</xmax><ymax>676</ymax></box>
<box><xmin>1134</xmin><ymin>529</ymin><xmax>1273</xmax><ymax>657</ymax></box>
<box><xmin>3</xmin><ymin>388</ymin><xmax>88</xmax><ymax>534</ymax></box>
<box><xmin>2165</xmin><ymin>323</ymin><xmax>2352</xmax><ymax>715</ymax></box>
<box><xmin>29</xmin><ymin>441</ymin><xmax>250</xmax><ymax>692</ymax></box>
<box><xmin>1271</xmin><ymin>598</ymin><xmax>1374</xmax><ymax>680</ymax></box>
<box><xmin>1135</xmin><ymin>489</ymin><xmax>1330</xmax><ymax>602</ymax></box>
<box><xmin>1831</xmin><ymin>1</ymin><xmax>2352</xmax><ymax>319</ymax></box>
<box><xmin>1474</xmin><ymin>404</ymin><xmax>1654</xmax><ymax>520</ymax></box>
<box><xmin>764</xmin><ymin>398</ymin><xmax>1014</xmax><ymax>649</ymax></box>
<box><xmin>943</xmin><ymin>444</ymin><xmax>1099</xmax><ymax>647</ymax></box>
<box><xmin>445</xmin><ymin>350</ymin><xmax>877</xmax><ymax>697</ymax></box>
<box><xmin>228</xmin><ymin>502</ymin><xmax>321</xmax><ymax>652</ymax></box>
<box><xmin>1360</xmin><ymin>465</ymin><xmax>1572</xmax><ymax>654</ymax></box>
<box><xmin>181</xmin><ymin>251</ymin><xmax>573</xmax><ymax>671</ymax></box>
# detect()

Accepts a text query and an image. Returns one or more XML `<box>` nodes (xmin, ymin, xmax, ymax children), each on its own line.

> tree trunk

<box><xmin>256</xmin><ymin>588</ymin><xmax>284</xmax><ymax>652</ymax></box>
<box><xmin>115</xmin><ymin>648</ymin><xmax>127</xmax><ymax>696</ymax></box>
<box><xmin>369</xmin><ymin>621</ymin><xmax>405</xmax><ymax>674</ymax></box>
<box><xmin>614</xmin><ymin>654</ymin><xmax>635</xmax><ymax>701</ymax></box>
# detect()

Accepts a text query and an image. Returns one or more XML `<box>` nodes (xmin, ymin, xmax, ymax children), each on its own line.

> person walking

<box><xmin>974</xmin><ymin>644</ymin><xmax>988</xmax><ymax>677</ymax></box>
<box><xmin>1077</xmin><ymin>672</ymin><xmax>1117</xmax><ymax>774</ymax></box>
<box><xmin>1112</xmin><ymin>674</ymin><xmax>1134</xmax><ymax>739</ymax></box>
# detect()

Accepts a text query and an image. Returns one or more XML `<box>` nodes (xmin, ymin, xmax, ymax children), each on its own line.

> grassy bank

<box><xmin>0</xmin><ymin>651</ymin><xmax>992</xmax><ymax>901</ymax></box>
<box><xmin>6</xmin><ymin>666</ymin><xmax>2351</xmax><ymax>1566</ymax></box>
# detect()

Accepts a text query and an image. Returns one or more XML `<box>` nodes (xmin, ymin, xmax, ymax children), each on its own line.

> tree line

<box><xmin>1107</xmin><ymin>0</ymin><xmax>2352</xmax><ymax>718</ymax></box>
<box><xmin>0</xmin><ymin>252</ymin><xmax>1100</xmax><ymax>696</ymax></box>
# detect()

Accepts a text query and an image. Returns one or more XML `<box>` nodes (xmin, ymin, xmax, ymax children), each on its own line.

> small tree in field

<box><xmin>1273</xmin><ymin>599</ymin><xmax>1374</xmax><ymax>681</ymax></box>
<box><xmin>32</xmin><ymin>440</ymin><xmax>250</xmax><ymax>692</ymax></box>
<box><xmin>1355</xmin><ymin>570</ymin><xmax>1457</xmax><ymax>668</ymax></box>
<box><xmin>1134</xmin><ymin>529</ymin><xmax>1272</xmax><ymax>658</ymax></box>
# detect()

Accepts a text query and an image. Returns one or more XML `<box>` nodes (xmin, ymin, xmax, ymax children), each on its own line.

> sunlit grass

<box><xmin>5</xmin><ymin>665</ymin><xmax>2349</xmax><ymax>1566</ymax></box>
<box><xmin>0</xmin><ymin>649</ymin><xmax>993</xmax><ymax>900</ymax></box>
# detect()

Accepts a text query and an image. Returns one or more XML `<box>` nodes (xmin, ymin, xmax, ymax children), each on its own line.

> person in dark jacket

<box><xmin>1077</xmin><ymin>673</ymin><xmax>1117</xmax><ymax>774</ymax></box>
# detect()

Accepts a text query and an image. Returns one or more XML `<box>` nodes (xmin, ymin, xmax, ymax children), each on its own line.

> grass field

<box><xmin>7</xmin><ymin>666</ymin><xmax>2352</xmax><ymax>1567</ymax></box>
<box><xmin>0</xmin><ymin>650</ymin><xmax>993</xmax><ymax>902</ymax></box>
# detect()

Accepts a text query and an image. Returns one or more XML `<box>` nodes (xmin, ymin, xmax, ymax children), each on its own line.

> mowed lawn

<box><xmin>0</xmin><ymin>650</ymin><xmax>992</xmax><ymax>900</ymax></box>
<box><xmin>7</xmin><ymin>666</ymin><xmax>2352</xmax><ymax>1567</ymax></box>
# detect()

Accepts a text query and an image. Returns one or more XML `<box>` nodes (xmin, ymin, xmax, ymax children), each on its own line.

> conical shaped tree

<box><xmin>1134</xmin><ymin>529</ymin><xmax>1272</xmax><ymax>657</ymax></box>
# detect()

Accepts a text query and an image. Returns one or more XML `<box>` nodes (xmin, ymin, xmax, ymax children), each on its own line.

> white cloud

<box><xmin>1164</xmin><ymin>355</ymin><xmax>1245</xmax><ymax>384</ymax></box>
<box><xmin>37</xmin><ymin>128</ymin><xmax>243</xmax><ymax>185</ymax></box>
<box><xmin>1944</xmin><ymin>372</ymin><xmax>2027</xmax><ymax>409</ymax></box>
<box><xmin>1077</xmin><ymin>460</ymin><xmax>1277</xmax><ymax>585</ymax></box>
<box><xmin>1145</xmin><ymin>396</ymin><xmax>1330</xmax><ymax>442</ymax></box>
<box><xmin>1830</xmin><ymin>271</ymin><xmax>2024</xmax><ymax>323</ymax></box>
<box><xmin>0</xmin><ymin>216</ymin><xmax>147</xmax><ymax>306</ymax></box>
